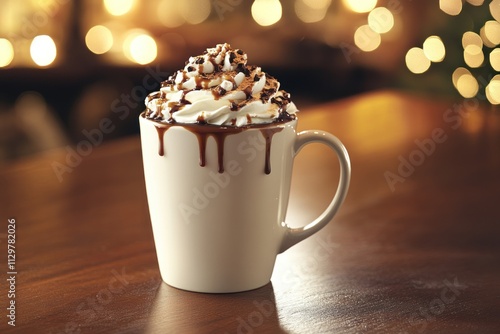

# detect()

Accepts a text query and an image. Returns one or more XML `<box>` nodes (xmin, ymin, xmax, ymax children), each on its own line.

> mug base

<box><xmin>161</xmin><ymin>277</ymin><xmax>272</xmax><ymax>294</ymax></box>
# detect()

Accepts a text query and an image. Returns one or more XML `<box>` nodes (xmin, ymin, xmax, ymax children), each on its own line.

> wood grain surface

<box><xmin>1</xmin><ymin>91</ymin><xmax>499</xmax><ymax>333</ymax></box>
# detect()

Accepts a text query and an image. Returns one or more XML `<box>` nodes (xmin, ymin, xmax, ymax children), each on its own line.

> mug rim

<box><xmin>139</xmin><ymin>111</ymin><xmax>297</xmax><ymax>131</ymax></box>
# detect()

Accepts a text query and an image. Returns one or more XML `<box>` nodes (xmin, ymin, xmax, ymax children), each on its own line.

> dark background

<box><xmin>0</xmin><ymin>0</ymin><xmax>497</xmax><ymax>161</ymax></box>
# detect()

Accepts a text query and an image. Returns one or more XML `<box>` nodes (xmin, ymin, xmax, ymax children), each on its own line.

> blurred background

<box><xmin>0</xmin><ymin>0</ymin><xmax>499</xmax><ymax>162</ymax></box>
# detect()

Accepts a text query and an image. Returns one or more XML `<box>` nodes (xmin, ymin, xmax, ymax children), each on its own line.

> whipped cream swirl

<box><xmin>144</xmin><ymin>43</ymin><xmax>298</xmax><ymax>126</ymax></box>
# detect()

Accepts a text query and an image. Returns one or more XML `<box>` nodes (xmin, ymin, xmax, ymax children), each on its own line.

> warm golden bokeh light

<box><xmin>462</xmin><ymin>31</ymin><xmax>483</xmax><ymax>49</ymax></box>
<box><xmin>131</xmin><ymin>35</ymin><xmax>157</xmax><ymax>65</ymax></box>
<box><xmin>456</xmin><ymin>73</ymin><xmax>479</xmax><ymax>98</ymax></box>
<box><xmin>439</xmin><ymin>0</ymin><xmax>462</xmax><ymax>16</ymax></box>
<box><xmin>180</xmin><ymin>0</ymin><xmax>211</xmax><ymax>25</ymax></box>
<box><xmin>368</xmin><ymin>7</ymin><xmax>394</xmax><ymax>34</ymax></box>
<box><xmin>158</xmin><ymin>0</ymin><xmax>185</xmax><ymax>28</ymax></box>
<box><xmin>480</xmin><ymin>26</ymin><xmax>496</xmax><ymax>48</ymax></box>
<box><xmin>452</xmin><ymin>67</ymin><xmax>471</xmax><ymax>88</ymax></box>
<box><xmin>251</xmin><ymin>0</ymin><xmax>282</xmax><ymax>26</ymax></box>
<box><xmin>484</xmin><ymin>20</ymin><xmax>500</xmax><ymax>45</ymax></box>
<box><xmin>491</xmin><ymin>0</ymin><xmax>500</xmax><ymax>22</ymax></box>
<box><xmin>490</xmin><ymin>48</ymin><xmax>500</xmax><ymax>71</ymax></box>
<box><xmin>354</xmin><ymin>25</ymin><xmax>381</xmax><ymax>52</ymax></box>
<box><xmin>30</xmin><ymin>35</ymin><xmax>57</xmax><ymax>67</ymax></box>
<box><xmin>123</xmin><ymin>30</ymin><xmax>157</xmax><ymax>65</ymax></box>
<box><xmin>405</xmin><ymin>47</ymin><xmax>431</xmax><ymax>74</ymax></box>
<box><xmin>485</xmin><ymin>75</ymin><xmax>500</xmax><ymax>104</ymax></box>
<box><xmin>104</xmin><ymin>0</ymin><xmax>135</xmax><ymax>16</ymax></box>
<box><xmin>302</xmin><ymin>0</ymin><xmax>331</xmax><ymax>10</ymax></box>
<box><xmin>464</xmin><ymin>44</ymin><xmax>484</xmax><ymax>68</ymax></box>
<box><xmin>423</xmin><ymin>36</ymin><xmax>446</xmax><ymax>62</ymax></box>
<box><xmin>342</xmin><ymin>0</ymin><xmax>377</xmax><ymax>13</ymax></box>
<box><xmin>466</xmin><ymin>0</ymin><xmax>484</xmax><ymax>5</ymax></box>
<box><xmin>295</xmin><ymin>0</ymin><xmax>330</xmax><ymax>23</ymax></box>
<box><xmin>85</xmin><ymin>25</ymin><xmax>113</xmax><ymax>55</ymax></box>
<box><xmin>0</xmin><ymin>38</ymin><xmax>14</xmax><ymax>67</ymax></box>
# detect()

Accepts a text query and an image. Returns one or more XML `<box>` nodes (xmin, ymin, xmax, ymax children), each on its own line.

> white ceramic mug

<box><xmin>139</xmin><ymin>113</ymin><xmax>351</xmax><ymax>293</ymax></box>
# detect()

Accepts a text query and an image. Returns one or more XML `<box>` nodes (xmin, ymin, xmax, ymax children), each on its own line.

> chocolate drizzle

<box><xmin>243</xmin><ymin>86</ymin><xmax>253</xmax><ymax>100</ymax></box>
<box><xmin>212</xmin><ymin>85</ymin><xmax>227</xmax><ymax>100</ymax></box>
<box><xmin>260</xmin><ymin>128</ymin><xmax>283</xmax><ymax>174</ymax></box>
<box><xmin>151</xmin><ymin>117</ymin><xmax>292</xmax><ymax>174</ymax></box>
<box><xmin>155</xmin><ymin>126</ymin><xmax>168</xmax><ymax>156</ymax></box>
<box><xmin>192</xmin><ymin>128</ymin><xmax>230</xmax><ymax>173</ymax></box>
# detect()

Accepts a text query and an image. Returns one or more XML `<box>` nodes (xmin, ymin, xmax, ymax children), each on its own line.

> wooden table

<box><xmin>1</xmin><ymin>90</ymin><xmax>499</xmax><ymax>333</ymax></box>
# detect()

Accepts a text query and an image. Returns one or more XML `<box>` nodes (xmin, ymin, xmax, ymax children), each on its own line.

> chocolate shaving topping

<box><xmin>145</xmin><ymin>43</ymin><xmax>297</xmax><ymax>125</ymax></box>
<box><xmin>229</xmin><ymin>52</ymin><xmax>236</xmax><ymax>63</ymax></box>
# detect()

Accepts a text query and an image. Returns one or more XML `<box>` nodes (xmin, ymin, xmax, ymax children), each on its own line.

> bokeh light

<box><xmin>416</xmin><ymin>2</ymin><xmax>500</xmax><ymax>104</ymax></box>
<box><xmin>480</xmin><ymin>26</ymin><xmax>496</xmax><ymax>48</ymax></box>
<box><xmin>0</xmin><ymin>38</ymin><xmax>14</xmax><ymax>67</ymax></box>
<box><xmin>484</xmin><ymin>20</ymin><xmax>500</xmax><ymax>45</ymax></box>
<box><xmin>30</xmin><ymin>35</ymin><xmax>57</xmax><ymax>67</ymax></box>
<box><xmin>423</xmin><ymin>36</ymin><xmax>446</xmax><ymax>62</ymax></box>
<box><xmin>456</xmin><ymin>73</ymin><xmax>479</xmax><ymax>98</ymax></box>
<box><xmin>405</xmin><ymin>47</ymin><xmax>431</xmax><ymax>74</ymax></box>
<box><xmin>158</xmin><ymin>0</ymin><xmax>185</xmax><ymax>28</ymax></box>
<box><xmin>466</xmin><ymin>0</ymin><xmax>484</xmax><ymax>5</ymax></box>
<box><xmin>104</xmin><ymin>0</ymin><xmax>135</xmax><ymax>16</ymax></box>
<box><xmin>490</xmin><ymin>48</ymin><xmax>500</xmax><ymax>71</ymax></box>
<box><xmin>368</xmin><ymin>7</ymin><xmax>394</xmax><ymax>34</ymax></box>
<box><xmin>485</xmin><ymin>75</ymin><xmax>500</xmax><ymax>104</ymax></box>
<box><xmin>462</xmin><ymin>31</ymin><xmax>483</xmax><ymax>49</ymax></box>
<box><xmin>439</xmin><ymin>0</ymin><xmax>462</xmax><ymax>16</ymax></box>
<box><xmin>354</xmin><ymin>25</ymin><xmax>381</xmax><ymax>52</ymax></box>
<box><xmin>302</xmin><ymin>0</ymin><xmax>331</xmax><ymax>10</ymax></box>
<box><xmin>251</xmin><ymin>0</ymin><xmax>282</xmax><ymax>26</ymax></box>
<box><xmin>123</xmin><ymin>30</ymin><xmax>157</xmax><ymax>65</ymax></box>
<box><xmin>342</xmin><ymin>0</ymin><xmax>377</xmax><ymax>13</ymax></box>
<box><xmin>491</xmin><ymin>0</ymin><xmax>500</xmax><ymax>22</ymax></box>
<box><xmin>452</xmin><ymin>67</ymin><xmax>471</xmax><ymax>88</ymax></box>
<box><xmin>180</xmin><ymin>0</ymin><xmax>211</xmax><ymax>25</ymax></box>
<box><xmin>85</xmin><ymin>25</ymin><xmax>113</xmax><ymax>55</ymax></box>
<box><xmin>464</xmin><ymin>44</ymin><xmax>484</xmax><ymax>67</ymax></box>
<box><xmin>295</xmin><ymin>0</ymin><xmax>331</xmax><ymax>23</ymax></box>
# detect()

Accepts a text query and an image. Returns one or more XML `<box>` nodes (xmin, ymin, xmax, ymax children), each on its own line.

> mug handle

<box><xmin>279</xmin><ymin>130</ymin><xmax>351</xmax><ymax>253</ymax></box>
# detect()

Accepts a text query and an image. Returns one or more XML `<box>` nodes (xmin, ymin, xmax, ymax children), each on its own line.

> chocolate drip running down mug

<box><xmin>139</xmin><ymin>113</ymin><xmax>351</xmax><ymax>293</ymax></box>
